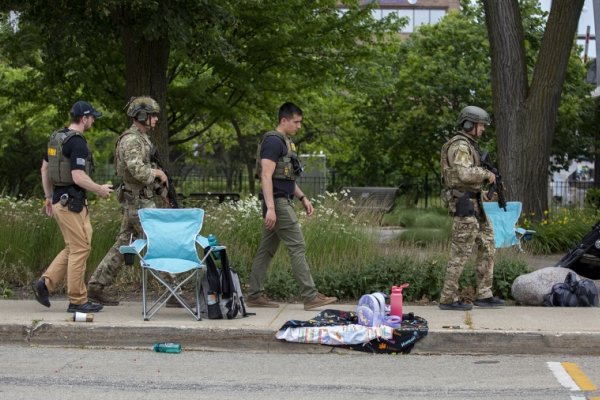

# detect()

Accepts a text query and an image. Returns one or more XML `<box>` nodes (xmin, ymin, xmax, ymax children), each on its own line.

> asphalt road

<box><xmin>1</xmin><ymin>345</ymin><xmax>599</xmax><ymax>399</ymax></box>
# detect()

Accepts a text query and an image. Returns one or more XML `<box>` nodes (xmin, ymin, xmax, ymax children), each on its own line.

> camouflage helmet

<box><xmin>126</xmin><ymin>96</ymin><xmax>160</xmax><ymax>122</ymax></box>
<box><xmin>457</xmin><ymin>106</ymin><xmax>491</xmax><ymax>128</ymax></box>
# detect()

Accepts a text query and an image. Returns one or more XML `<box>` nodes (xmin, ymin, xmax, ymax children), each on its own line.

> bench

<box><xmin>342</xmin><ymin>186</ymin><xmax>400</xmax><ymax>215</ymax></box>
<box><xmin>180</xmin><ymin>192</ymin><xmax>241</xmax><ymax>206</ymax></box>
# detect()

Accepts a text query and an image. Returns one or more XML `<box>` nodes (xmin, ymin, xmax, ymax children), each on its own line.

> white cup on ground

<box><xmin>73</xmin><ymin>312</ymin><xmax>93</xmax><ymax>322</ymax></box>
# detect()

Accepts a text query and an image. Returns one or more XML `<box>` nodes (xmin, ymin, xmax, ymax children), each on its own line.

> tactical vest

<box><xmin>254</xmin><ymin>131</ymin><xmax>297</xmax><ymax>181</ymax></box>
<box><xmin>114</xmin><ymin>126</ymin><xmax>156</xmax><ymax>198</ymax></box>
<box><xmin>440</xmin><ymin>133</ymin><xmax>482</xmax><ymax>192</ymax></box>
<box><xmin>47</xmin><ymin>128</ymin><xmax>93</xmax><ymax>186</ymax></box>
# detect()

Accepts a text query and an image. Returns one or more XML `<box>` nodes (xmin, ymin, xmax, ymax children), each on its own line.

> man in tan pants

<box><xmin>32</xmin><ymin>101</ymin><xmax>113</xmax><ymax>313</ymax></box>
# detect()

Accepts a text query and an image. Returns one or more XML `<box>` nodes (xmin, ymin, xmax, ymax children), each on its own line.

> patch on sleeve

<box><xmin>76</xmin><ymin>158</ymin><xmax>86</xmax><ymax>166</ymax></box>
<box><xmin>452</xmin><ymin>144</ymin><xmax>473</xmax><ymax>168</ymax></box>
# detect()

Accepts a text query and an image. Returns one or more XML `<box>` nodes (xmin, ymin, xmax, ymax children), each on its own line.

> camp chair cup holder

<box><xmin>124</xmin><ymin>253</ymin><xmax>135</xmax><ymax>266</ymax></box>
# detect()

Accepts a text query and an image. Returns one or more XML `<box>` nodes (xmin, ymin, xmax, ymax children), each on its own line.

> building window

<box><xmin>396</xmin><ymin>9</ymin><xmax>414</xmax><ymax>32</ymax></box>
<box><xmin>413</xmin><ymin>9</ymin><xmax>430</xmax><ymax>28</ymax></box>
<box><xmin>338</xmin><ymin>6</ymin><xmax>448</xmax><ymax>33</ymax></box>
<box><xmin>373</xmin><ymin>8</ymin><xmax>447</xmax><ymax>32</ymax></box>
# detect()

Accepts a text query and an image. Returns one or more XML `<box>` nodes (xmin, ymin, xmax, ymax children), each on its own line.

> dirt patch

<box><xmin>522</xmin><ymin>253</ymin><xmax>563</xmax><ymax>271</ymax></box>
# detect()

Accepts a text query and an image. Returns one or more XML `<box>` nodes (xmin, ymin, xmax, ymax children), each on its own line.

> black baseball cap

<box><xmin>70</xmin><ymin>101</ymin><xmax>102</xmax><ymax>118</ymax></box>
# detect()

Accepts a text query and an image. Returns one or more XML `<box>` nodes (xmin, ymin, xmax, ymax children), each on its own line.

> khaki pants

<box><xmin>249</xmin><ymin>197</ymin><xmax>317</xmax><ymax>303</ymax></box>
<box><xmin>43</xmin><ymin>203</ymin><xmax>93</xmax><ymax>305</ymax></box>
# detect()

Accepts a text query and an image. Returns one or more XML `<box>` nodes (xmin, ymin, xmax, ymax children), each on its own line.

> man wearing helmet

<box><xmin>87</xmin><ymin>96</ymin><xmax>169</xmax><ymax>306</ymax></box>
<box><xmin>439</xmin><ymin>106</ymin><xmax>505</xmax><ymax>310</ymax></box>
<box><xmin>32</xmin><ymin>101</ymin><xmax>113</xmax><ymax>313</ymax></box>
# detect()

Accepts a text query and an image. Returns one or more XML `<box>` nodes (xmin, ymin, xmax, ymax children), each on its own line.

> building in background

<box><xmin>340</xmin><ymin>0</ymin><xmax>460</xmax><ymax>34</ymax></box>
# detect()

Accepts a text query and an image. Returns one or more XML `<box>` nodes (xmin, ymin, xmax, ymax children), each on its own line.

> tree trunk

<box><xmin>594</xmin><ymin>99</ymin><xmax>600</xmax><ymax>188</ymax></box>
<box><xmin>484</xmin><ymin>0</ymin><xmax>584</xmax><ymax>218</ymax></box>
<box><xmin>120</xmin><ymin>13</ymin><xmax>170</xmax><ymax>166</ymax></box>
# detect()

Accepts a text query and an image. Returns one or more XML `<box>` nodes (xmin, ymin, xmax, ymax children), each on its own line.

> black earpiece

<box><xmin>136</xmin><ymin>110</ymin><xmax>148</xmax><ymax>122</ymax></box>
<box><xmin>462</xmin><ymin>120</ymin><xmax>474</xmax><ymax>132</ymax></box>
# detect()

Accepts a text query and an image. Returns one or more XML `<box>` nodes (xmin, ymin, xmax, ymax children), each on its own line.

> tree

<box><xmin>341</xmin><ymin>1</ymin><xmax>593</xmax><ymax>206</ymax></box>
<box><xmin>0</xmin><ymin>1</ymin><xmax>402</xmax><ymax>195</ymax></box>
<box><xmin>0</xmin><ymin>0</ymin><xmax>398</xmax><ymax>194</ymax></box>
<box><xmin>483</xmin><ymin>0</ymin><xmax>585</xmax><ymax>217</ymax></box>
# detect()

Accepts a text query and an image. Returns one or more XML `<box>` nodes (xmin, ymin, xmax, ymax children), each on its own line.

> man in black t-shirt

<box><xmin>32</xmin><ymin>101</ymin><xmax>113</xmax><ymax>313</ymax></box>
<box><xmin>247</xmin><ymin>102</ymin><xmax>337</xmax><ymax>310</ymax></box>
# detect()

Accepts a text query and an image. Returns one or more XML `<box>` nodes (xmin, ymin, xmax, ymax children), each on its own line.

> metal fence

<box><xmin>549</xmin><ymin>180</ymin><xmax>593</xmax><ymax>209</ymax></box>
<box><xmin>95</xmin><ymin>167</ymin><xmax>597</xmax><ymax>211</ymax></box>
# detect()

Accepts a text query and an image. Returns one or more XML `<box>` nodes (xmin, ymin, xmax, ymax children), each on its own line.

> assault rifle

<box><xmin>480</xmin><ymin>151</ymin><xmax>507</xmax><ymax>211</ymax></box>
<box><xmin>150</xmin><ymin>147</ymin><xmax>179</xmax><ymax>209</ymax></box>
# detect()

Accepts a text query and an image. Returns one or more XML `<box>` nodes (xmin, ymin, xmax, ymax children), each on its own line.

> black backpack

<box><xmin>201</xmin><ymin>247</ymin><xmax>252</xmax><ymax>319</ymax></box>
<box><xmin>543</xmin><ymin>271</ymin><xmax>599</xmax><ymax>307</ymax></box>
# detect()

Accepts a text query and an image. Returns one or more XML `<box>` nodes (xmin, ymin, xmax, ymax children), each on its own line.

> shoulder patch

<box><xmin>450</xmin><ymin>142</ymin><xmax>474</xmax><ymax>168</ymax></box>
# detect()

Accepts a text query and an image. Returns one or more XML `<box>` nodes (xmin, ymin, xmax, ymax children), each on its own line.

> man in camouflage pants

<box><xmin>439</xmin><ymin>106</ymin><xmax>505</xmax><ymax>311</ymax></box>
<box><xmin>87</xmin><ymin>96</ymin><xmax>169</xmax><ymax>306</ymax></box>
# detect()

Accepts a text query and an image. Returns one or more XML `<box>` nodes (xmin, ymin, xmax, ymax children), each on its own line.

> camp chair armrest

<box><xmin>195</xmin><ymin>235</ymin><xmax>226</xmax><ymax>251</ymax></box>
<box><xmin>119</xmin><ymin>239</ymin><xmax>147</xmax><ymax>255</ymax></box>
<box><xmin>515</xmin><ymin>227</ymin><xmax>536</xmax><ymax>241</ymax></box>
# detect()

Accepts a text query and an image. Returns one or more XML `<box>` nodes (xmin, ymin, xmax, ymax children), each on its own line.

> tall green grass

<box><xmin>0</xmin><ymin>193</ymin><xmax>528</xmax><ymax>301</ymax></box>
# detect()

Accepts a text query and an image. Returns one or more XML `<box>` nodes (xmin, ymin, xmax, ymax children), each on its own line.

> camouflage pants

<box><xmin>88</xmin><ymin>198</ymin><xmax>155</xmax><ymax>290</ymax></box>
<box><xmin>439</xmin><ymin>215</ymin><xmax>495</xmax><ymax>304</ymax></box>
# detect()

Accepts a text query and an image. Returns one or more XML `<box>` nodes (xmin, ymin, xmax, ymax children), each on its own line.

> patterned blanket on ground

<box><xmin>276</xmin><ymin>309</ymin><xmax>428</xmax><ymax>354</ymax></box>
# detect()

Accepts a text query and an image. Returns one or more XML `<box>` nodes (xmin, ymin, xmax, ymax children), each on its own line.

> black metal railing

<box><xmin>94</xmin><ymin>167</ymin><xmax>596</xmax><ymax>211</ymax></box>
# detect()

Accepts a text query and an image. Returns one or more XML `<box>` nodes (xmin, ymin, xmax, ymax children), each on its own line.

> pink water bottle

<box><xmin>389</xmin><ymin>283</ymin><xmax>409</xmax><ymax>319</ymax></box>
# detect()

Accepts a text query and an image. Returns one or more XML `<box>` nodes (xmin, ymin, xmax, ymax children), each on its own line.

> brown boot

<box><xmin>304</xmin><ymin>292</ymin><xmax>337</xmax><ymax>311</ymax></box>
<box><xmin>87</xmin><ymin>286</ymin><xmax>120</xmax><ymax>306</ymax></box>
<box><xmin>246</xmin><ymin>294</ymin><xmax>280</xmax><ymax>308</ymax></box>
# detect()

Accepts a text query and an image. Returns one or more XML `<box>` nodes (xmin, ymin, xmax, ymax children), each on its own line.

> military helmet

<box><xmin>126</xmin><ymin>96</ymin><xmax>160</xmax><ymax>122</ymax></box>
<box><xmin>457</xmin><ymin>106</ymin><xmax>491</xmax><ymax>128</ymax></box>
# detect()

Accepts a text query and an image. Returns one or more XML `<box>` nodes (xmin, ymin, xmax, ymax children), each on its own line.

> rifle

<box><xmin>150</xmin><ymin>146</ymin><xmax>179</xmax><ymax>208</ymax></box>
<box><xmin>479</xmin><ymin>151</ymin><xmax>507</xmax><ymax>211</ymax></box>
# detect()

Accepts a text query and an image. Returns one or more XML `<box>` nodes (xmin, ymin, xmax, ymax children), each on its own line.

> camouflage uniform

<box><xmin>439</xmin><ymin>132</ymin><xmax>496</xmax><ymax>304</ymax></box>
<box><xmin>88</xmin><ymin>123</ymin><xmax>157</xmax><ymax>292</ymax></box>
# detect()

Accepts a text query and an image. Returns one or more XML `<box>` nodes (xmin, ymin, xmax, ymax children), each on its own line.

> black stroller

<box><xmin>556</xmin><ymin>221</ymin><xmax>600</xmax><ymax>279</ymax></box>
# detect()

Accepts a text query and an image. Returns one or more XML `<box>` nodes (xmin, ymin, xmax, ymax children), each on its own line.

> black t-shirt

<box><xmin>43</xmin><ymin>132</ymin><xmax>89</xmax><ymax>203</ymax></box>
<box><xmin>260</xmin><ymin>135</ymin><xmax>295</xmax><ymax>196</ymax></box>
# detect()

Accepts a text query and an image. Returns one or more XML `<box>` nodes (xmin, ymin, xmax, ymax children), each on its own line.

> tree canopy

<box><xmin>0</xmin><ymin>0</ymin><xmax>595</xmax><ymax>212</ymax></box>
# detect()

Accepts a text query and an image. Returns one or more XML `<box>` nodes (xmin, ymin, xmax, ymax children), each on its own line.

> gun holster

<box><xmin>291</xmin><ymin>155</ymin><xmax>303</xmax><ymax>177</ymax></box>
<box><xmin>454</xmin><ymin>193</ymin><xmax>475</xmax><ymax>217</ymax></box>
<box><xmin>67</xmin><ymin>187</ymin><xmax>85</xmax><ymax>213</ymax></box>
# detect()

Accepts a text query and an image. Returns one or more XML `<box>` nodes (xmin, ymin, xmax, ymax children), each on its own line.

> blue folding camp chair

<box><xmin>118</xmin><ymin>208</ymin><xmax>222</xmax><ymax>321</ymax></box>
<box><xmin>482</xmin><ymin>201</ymin><xmax>535</xmax><ymax>251</ymax></box>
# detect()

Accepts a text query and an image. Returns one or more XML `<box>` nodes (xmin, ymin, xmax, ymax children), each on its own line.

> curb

<box><xmin>415</xmin><ymin>330</ymin><xmax>600</xmax><ymax>356</ymax></box>
<box><xmin>3</xmin><ymin>323</ymin><xmax>600</xmax><ymax>355</ymax></box>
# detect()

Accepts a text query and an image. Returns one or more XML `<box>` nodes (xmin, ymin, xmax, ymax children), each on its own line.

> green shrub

<box><xmin>585</xmin><ymin>188</ymin><xmax>600</xmax><ymax>209</ymax></box>
<box><xmin>522</xmin><ymin>207</ymin><xmax>600</xmax><ymax>254</ymax></box>
<box><xmin>261</xmin><ymin>253</ymin><xmax>528</xmax><ymax>302</ymax></box>
<box><xmin>0</xmin><ymin>279</ymin><xmax>13</xmax><ymax>298</ymax></box>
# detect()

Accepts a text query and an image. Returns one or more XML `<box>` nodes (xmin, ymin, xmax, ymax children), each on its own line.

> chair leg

<box><xmin>195</xmin><ymin>269</ymin><xmax>202</xmax><ymax>321</ymax></box>
<box><xmin>142</xmin><ymin>268</ymin><xmax>149</xmax><ymax>321</ymax></box>
<box><xmin>143</xmin><ymin>267</ymin><xmax>203</xmax><ymax>321</ymax></box>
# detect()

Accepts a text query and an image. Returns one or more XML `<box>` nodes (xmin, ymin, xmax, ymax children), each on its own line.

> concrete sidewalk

<box><xmin>1</xmin><ymin>299</ymin><xmax>599</xmax><ymax>355</ymax></box>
